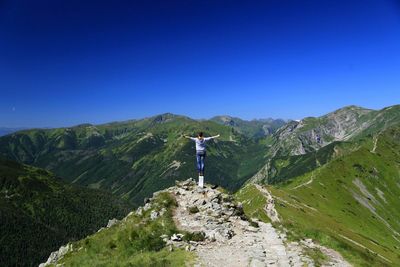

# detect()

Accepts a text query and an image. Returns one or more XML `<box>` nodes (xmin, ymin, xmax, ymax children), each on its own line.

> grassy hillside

<box><xmin>0</xmin><ymin>158</ymin><xmax>131</xmax><ymax>267</ymax></box>
<box><xmin>262</xmin><ymin>140</ymin><xmax>360</xmax><ymax>184</ymax></box>
<box><xmin>49</xmin><ymin>191</ymin><xmax>194</xmax><ymax>266</ymax></box>
<box><xmin>0</xmin><ymin>114</ymin><xmax>267</xmax><ymax>206</ymax></box>
<box><xmin>260</xmin><ymin>125</ymin><xmax>400</xmax><ymax>266</ymax></box>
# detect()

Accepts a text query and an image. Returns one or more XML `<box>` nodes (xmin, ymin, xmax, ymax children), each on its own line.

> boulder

<box><xmin>143</xmin><ymin>202</ymin><xmax>152</xmax><ymax>211</ymax></box>
<box><xmin>135</xmin><ymin>207</ymin><xmax>143</xmax><ymax>216</ymax></box>
<box><xmin>107</xmin><ymin>218</ymin><xmax>118</xmax><ymax>228</ymax></box>
<box><xmin>150</xmin><ymin>210</ymin><xmax>159</xmax><ymax>220</ymax></box>
<box><xmin>171</xmin><ymin>233</ymin><xmax>184</xmax><ymax>241</ymax></box>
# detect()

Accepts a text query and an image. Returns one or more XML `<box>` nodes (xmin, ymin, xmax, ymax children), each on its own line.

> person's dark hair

<box><xmin>198</xmin><ymin>132</ymin><xmax>203</xmax><ymax>137</ymax></box>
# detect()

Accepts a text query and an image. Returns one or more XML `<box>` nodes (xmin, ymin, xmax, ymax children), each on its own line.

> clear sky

<box><xmin>1</xmin><ymin>0</ymin><xmax>400</xmax><ymax>127</ymax></box>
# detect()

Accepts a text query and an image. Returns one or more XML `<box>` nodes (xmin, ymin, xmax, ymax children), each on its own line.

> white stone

<box><xmin>107</xmin><ymin>218</ymin><xmax>118</xmax><ymax>228</ymax></box>
<box><xmin>150</xmin><ymin>210</ymin><xmax>159</xmax><ymax>220</ymax></box>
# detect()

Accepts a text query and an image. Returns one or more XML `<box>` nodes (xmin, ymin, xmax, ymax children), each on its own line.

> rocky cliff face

<box><xmin>269</xmin><ymin>106</ymin><xmax>373</xmax><ymax>157</ymax></box>
<box><xmin>251</xmin><ymin>105</ymin><xmax>400</xmax><ymax>185</ymax></box>
<box><xmin>268</xmin><ymin>105</ymin><xmax>400</xmax><ymax>157</ymax></box>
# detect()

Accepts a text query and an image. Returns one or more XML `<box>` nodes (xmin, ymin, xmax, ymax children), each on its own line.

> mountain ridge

<box><xmin>0</xmin><ymin>115</ymin><xmax>267</xmax><ymax>206</ymax></box>
<box><xmin>1</xmin><ymin>105</ymin><xmax>399</xmax><ymax>206</ymax></box>
<box><xmin>211</xmin><ymin>115</ymin><xmax>286</xmax><ymax>138</ymax></box>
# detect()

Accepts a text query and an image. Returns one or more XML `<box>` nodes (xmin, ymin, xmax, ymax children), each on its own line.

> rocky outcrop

<box><xmin>170</xmin><ymin>179</ymin><xmax>350</xmax><ymax>267</ymax></box>
<box><xmin>39</xmin><ymin>244</ymin><xmax>73</xmax><ymax>267</ymax></box>
<box><xmin>270</xmin><ymin>106</ymin><xmax>373</xmax><ymax>157</ymax></box>
<box><xmin>268</xmin><ymin>105</ymin><xmax>400</xmax><ymax>158</ymax></box>
<box><xmin>106</xmin><ymin>218</ymin><xmax>119</xmax><ymax>228</ymax></box>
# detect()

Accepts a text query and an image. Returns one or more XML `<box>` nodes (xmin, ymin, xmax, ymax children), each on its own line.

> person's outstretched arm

<box><xmin>204</xmin><ymin>134</ymin><xmax>220</xmax><ymax>141</ymax></box>
<box><xmin>184</xmin><ymin>135</ymin><xmax>196</xmax><ymax>140</ymax></box>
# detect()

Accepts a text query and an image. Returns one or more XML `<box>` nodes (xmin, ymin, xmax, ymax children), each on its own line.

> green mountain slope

<box><xmin>0</xmin><ymin>114</ymin><xmax>267</xmax><ymax>206</ymax></box>
<box><xmin>250</xmin><ymin>125</ymin><xmax>400</xmax><ymax>266</ymax></box>
<box><xmin>42</xmin><ymin>190</ymin><xmax>195</xmax><ymax>266</ymax></box>
<box><xmin>0</xmin><ymin>158</ymin><xmax>130</xmax><ymax>267</ymax></box>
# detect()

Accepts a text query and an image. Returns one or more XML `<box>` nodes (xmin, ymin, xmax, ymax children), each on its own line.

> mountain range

<box><xmin>0</xmin><ymin>127</ymin><xmax>27</xmax><ymax>137</ymax></box>
<box><xmin>1</xmin><ymin>104</ymin><xmax>400</xmax><ymax>266</ymax></box>
<box><xmin>0</xmin><ymin>113</ymin><xmax>273</xmax><ymax>206</ymax></box>
<box><xmin>210</xmin><ymin>115</ymin><xmax>286</xmax><ymax>138</ymax></box>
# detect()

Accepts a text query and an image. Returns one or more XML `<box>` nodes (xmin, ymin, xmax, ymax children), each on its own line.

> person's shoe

<box><xmin>198</xmin><ymin>176</ymin><xmax>204</xmax><ymax>188</ymax></box>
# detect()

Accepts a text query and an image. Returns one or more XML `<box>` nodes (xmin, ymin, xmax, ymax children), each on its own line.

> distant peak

<box><xmin>159</xmin><ymin>112</ymin><xmax>178</xmax><ymax>117</ymax></box>
<box><xmin>149</xmin><ymin>113</ymin><xmax>191</xmax><ymax>124</ymax></box>
<box><xmin>212</xmin><ymin>115</ymin><xmax>235</xmax><ymax>120</ymax></box>
<box><xmin>342</xmin><ymin>105</ymin><xmax>371</xmax><ymax>111</ymax></box>
<box><xmin>342</xmin><ymin>105</ymin><xmax>369</xmax><ymax>110</ymax></box>
<box><xmin>326</xmin><ymin>105</ymin><xmax>373</xmax><ymax>117</ymax></box>
<box><xmin>75</xmin><ymin>123</ymin><xmax>94</xmax><ymax>128</ymax></box>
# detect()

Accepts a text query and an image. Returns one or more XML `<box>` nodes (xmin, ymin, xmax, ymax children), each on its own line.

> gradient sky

<box><xmin>1</xmin><ymin>0</ymin><xmax>400</xmax><ymax>127</ymax></box>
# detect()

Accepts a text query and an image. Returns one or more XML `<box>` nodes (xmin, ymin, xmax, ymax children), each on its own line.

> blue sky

<box><xmin>1</xmin><ymin>0</ymin><xmax>400</xmax><ymax>127</ymax></box>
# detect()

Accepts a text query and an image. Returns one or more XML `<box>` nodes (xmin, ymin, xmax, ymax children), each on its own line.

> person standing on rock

<box><xmin>184</xmin><ymin>132</ymin><xmax>220</xmax><ymax>187</ymax></box>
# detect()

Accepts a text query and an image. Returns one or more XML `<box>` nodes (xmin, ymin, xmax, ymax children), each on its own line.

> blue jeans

<box><xmin>196</xmin><ymin>151</ymin><xmax>206</xmax><ymax>175</ymax></box>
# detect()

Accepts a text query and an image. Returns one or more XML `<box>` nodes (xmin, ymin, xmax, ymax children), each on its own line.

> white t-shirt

<box><xmin>190</xmin><ymin>137</ymin><xmax>213</xmax><ymax>152</ymax></box>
